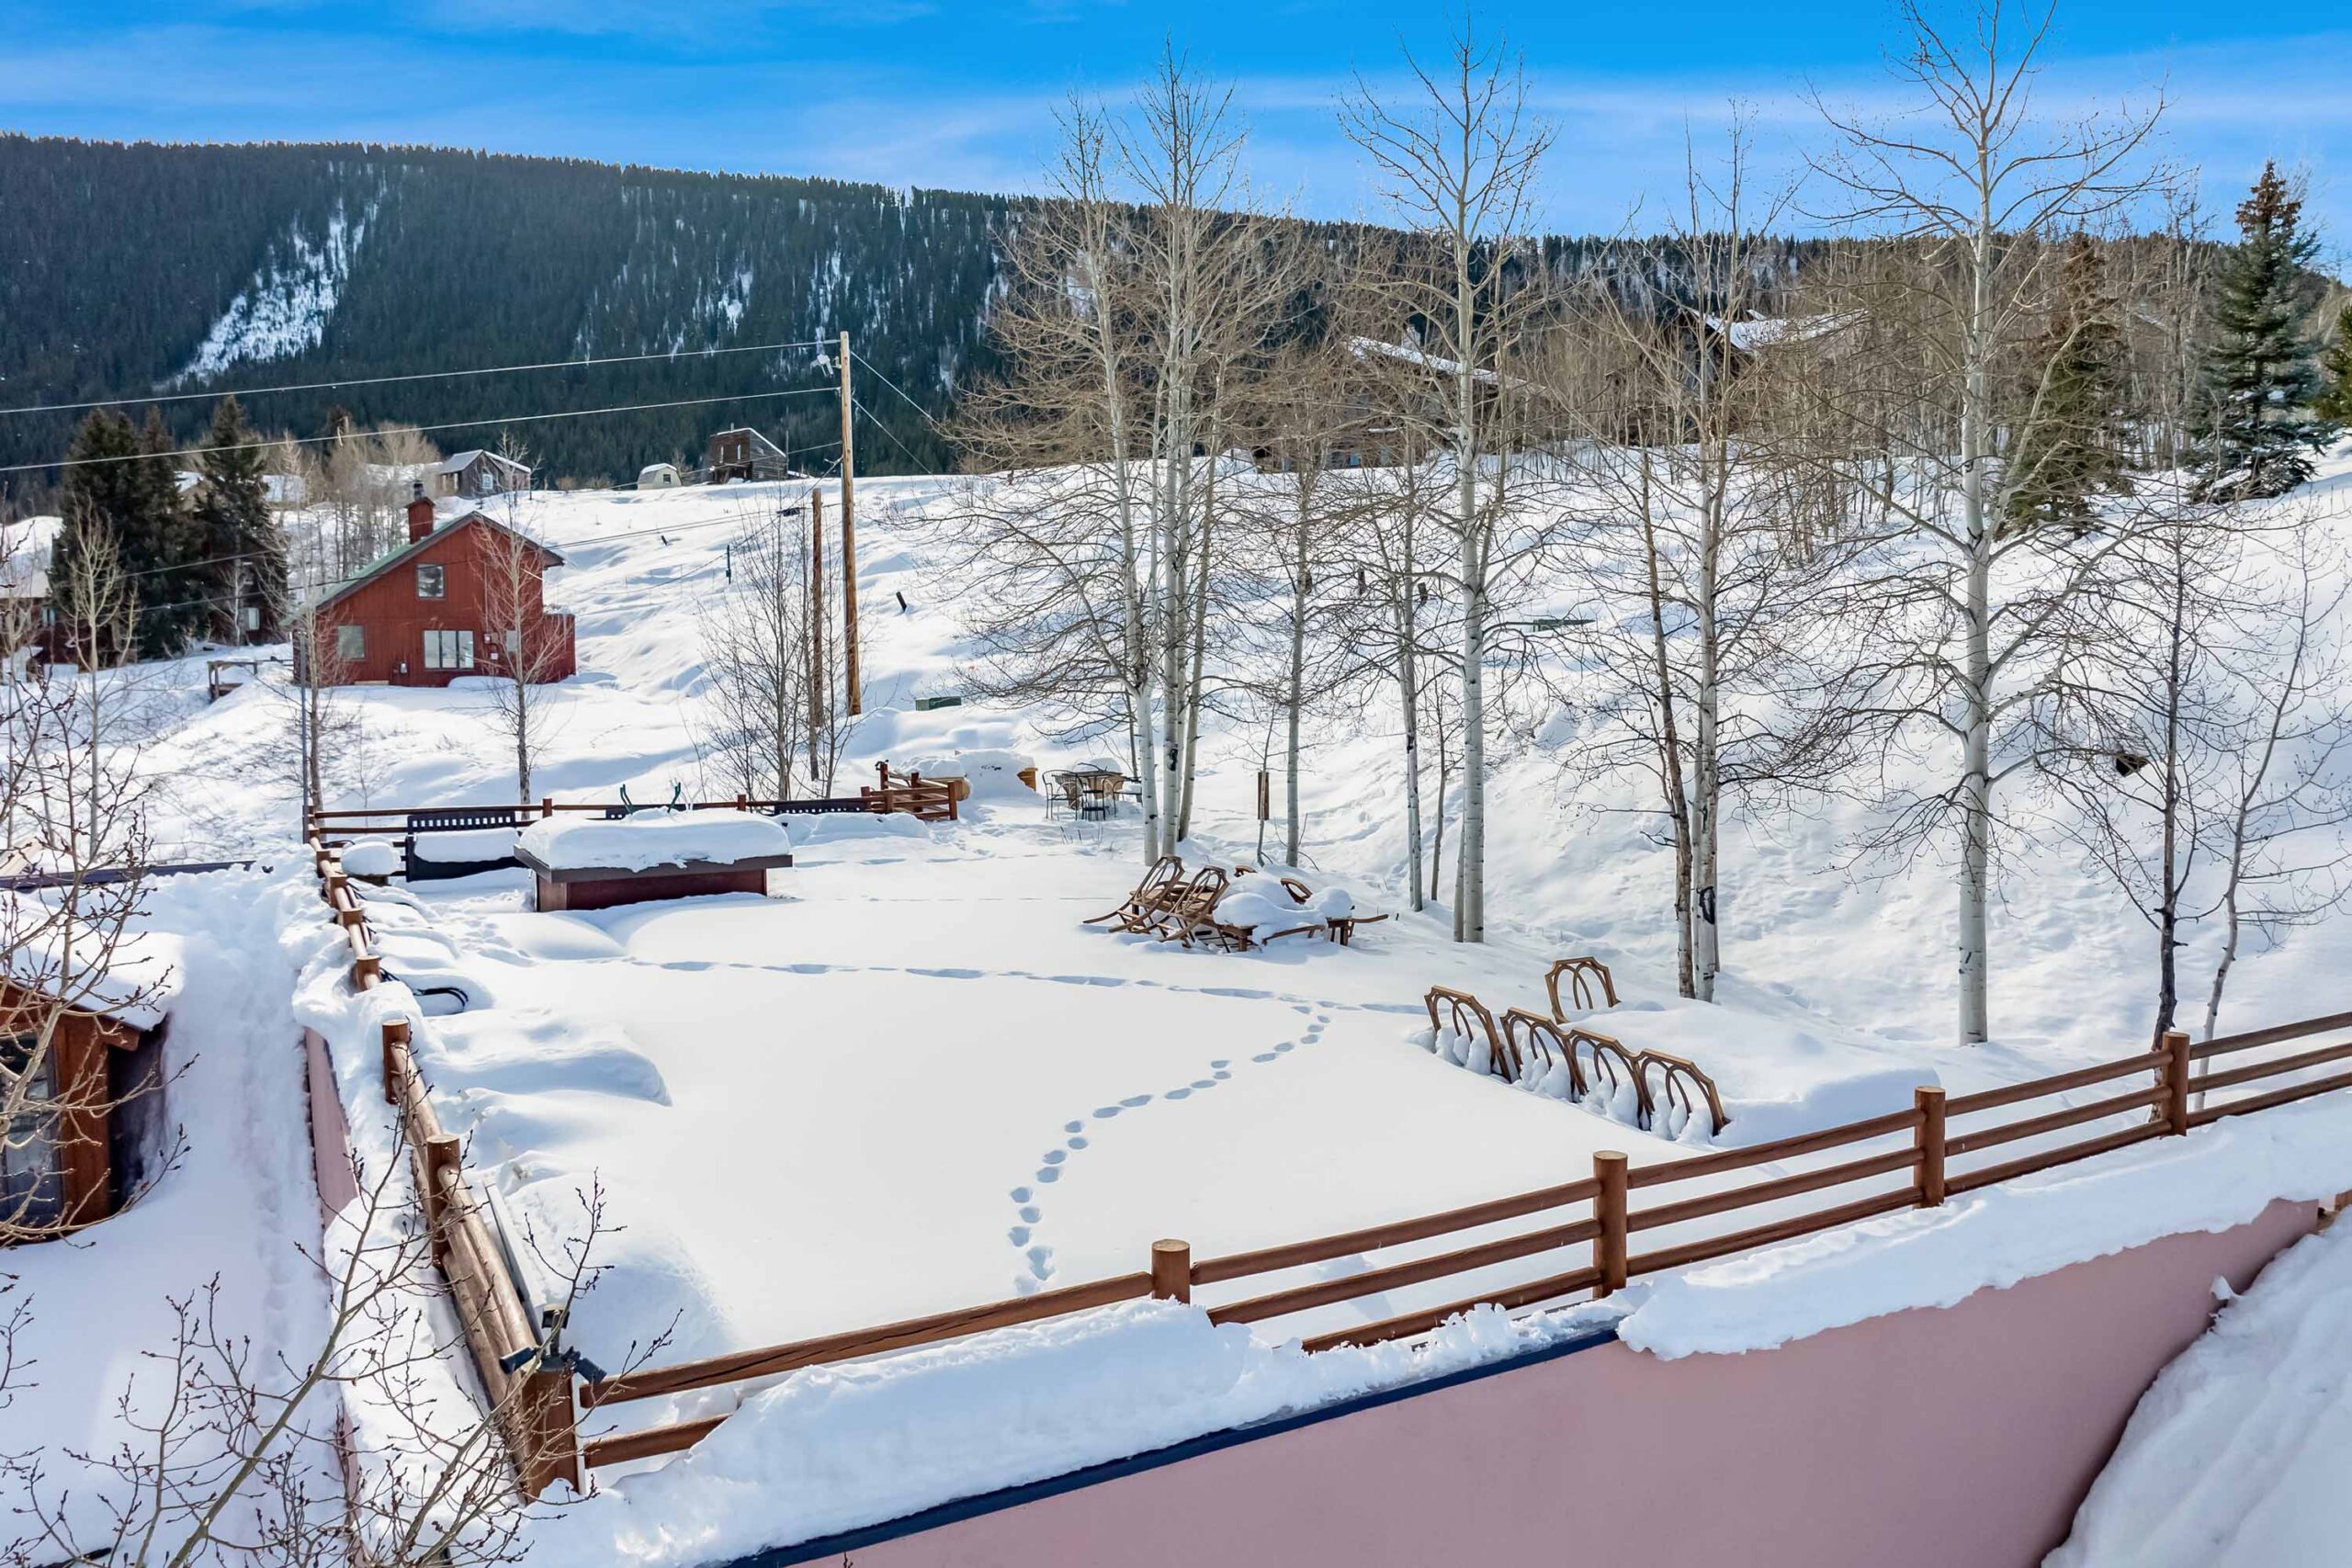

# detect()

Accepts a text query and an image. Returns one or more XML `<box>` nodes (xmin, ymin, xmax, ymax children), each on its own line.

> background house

<box><xmin>705</xmin><ymin>426</ymin><xmax>792</xmax><ymax>483</ymax></box>
<box><xmin>431</xmin><ymin>448</ymin><xmax>532</xmax><ymax>500</ymax></box>
<box><xmin>301</xmin><ymin>488</ymin><xmax>574</xmax><ymax>687</ymax></box>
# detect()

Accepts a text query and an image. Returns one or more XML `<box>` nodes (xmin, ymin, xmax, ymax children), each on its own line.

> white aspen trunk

<box><xmin>1397</xmin><ymin>502</ymin><xmax>1426</xmax><ymax>911</ymax></box>
<box><xmin>1285</xmin><ymin>513</ymin><xmax>1307</xmax><ymax>865</ymax></box>
<box><xmin>1637</xmin><ymin>449</ymin><xmax>1697</xmax><ymax>1000</ymax></box>
<box><xmin>1177</xmin><ymin>459</ymin><xmax>1212</xmax><ymax>840</ymax></box>
<box><xmin>1453</xmin><ymin>374</ymin><xmax>1487</xmax><ymax>941</ymax></box>
<box><xmin>1690</xmin><ymin>478</ymin><xmax>1724</xmax><ymax>1001</ymax></box>
<box><xmin>1956</xmin><ymin>219</ymin><xmax>1995</xmax><ymax>1046</ymax></box>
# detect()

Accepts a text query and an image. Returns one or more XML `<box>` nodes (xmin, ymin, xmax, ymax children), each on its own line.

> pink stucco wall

<box><xmin>845</xmin><ymin>1199</ymin><xmax>2317</xmax><ymax>1568</ymax></box>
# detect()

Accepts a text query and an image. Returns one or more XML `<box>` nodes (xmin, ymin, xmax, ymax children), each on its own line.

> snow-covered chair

<box><xmin>1544</xmin><ymin>955</ymin><xmax>1620</xmax><ymax>1017</ymax></box>
<box><xmin>1425</xmin><ymin>987</ymin><xmax>1506</xmax><ymax>1077</ymax></box>
<box><xmin>1084</xmin><ymin>854</ymin><xmax>1188</xmax><ymax>933</ymax></box>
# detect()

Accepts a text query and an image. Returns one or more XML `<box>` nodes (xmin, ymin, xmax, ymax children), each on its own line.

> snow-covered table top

<box><xmin>514</xmin><ymin>809</ymin><xmax>795</xmax><ymax>874</ymax></box>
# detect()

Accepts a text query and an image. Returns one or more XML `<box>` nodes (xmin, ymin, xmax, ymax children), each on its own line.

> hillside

<box><xmin>0</xmin><ymin>137</ymin><xmax>1012</xmax><ymax>490</ymax></box>
<box><xmin>0</xmin><ymin>135</ymin><xmax>1849</xmax><ymax>508</ymax></box>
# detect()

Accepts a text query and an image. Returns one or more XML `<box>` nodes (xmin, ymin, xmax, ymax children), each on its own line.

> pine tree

<box><xmin>2315</xmin><ymin>303</ymin><xmax>2352</xmax><ymax>425</ymax></box>
<box><xmin>130</xmin><ymin>408</ymin><xmax>205</xmax><ymax>658</ymax></box>
<box><xmin>52</xmin><ymin>410</ymin><xmax>143</xmax><ymax>660</ymax></box>
<box><xmin>191</xmin><ymin>395</ymin><xmax>283</xmax><ymax>643</ymax></box>
<box><xmin>2007</xmin><ymin>233</ymin><xmax>2132</xmax><ymax>531</ymax></box>
<box><xmin>2190</xmin><ymin>163</ymin><xmax>2330</xmax><ymax>500</ymax></box>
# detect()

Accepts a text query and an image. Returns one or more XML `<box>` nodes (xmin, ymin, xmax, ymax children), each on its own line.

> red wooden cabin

<box><xmin>304</xmin><ymin>490</ymin><xmax>575</xmax><ymax>688</ymax></box>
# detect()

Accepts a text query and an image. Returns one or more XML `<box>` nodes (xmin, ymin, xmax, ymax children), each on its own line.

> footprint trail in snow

<box><xmin>1009</xmin><ymin>1006</ymin><xmax>1333</xmax><ymax>1293</ymax></box>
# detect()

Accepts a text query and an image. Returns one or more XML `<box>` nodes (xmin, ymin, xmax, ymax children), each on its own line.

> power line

<box><xmin>1</xmin><ymin>388</ymin><xmax>838</xmax><ymax>477</ymax></box>
<box><xmin>854</xmin><ymin>396</ymin><xmax>937</xmax><ymax>475</ymax></box>
<box><xmin>8</xmin><ymin>446</ymin><xmax>854</xmax><ymax>594</ymax></box>
<box><xmin>0</xmin><ymin>338</ymin><xmax>836</xmax><ymax>420</ymax></box>
<box><xmin>850</xmin><ymin>350</ymin><xmax>944</xmax><ymax>428</ymax></box>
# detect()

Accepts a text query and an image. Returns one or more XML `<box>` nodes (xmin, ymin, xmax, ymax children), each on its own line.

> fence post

<box><xmin>1594</xmin><ymin>1151</ymin><xmax>1628</xmax><ymax>1297</ymax></box>
<box><xmin>541</xmin><ymin>797</ymin><xmax>554</xmax><ymax>818</ymax></box>
<box><xmin>513</xmin><ymin>1366</ymin><xmax>582</xmax><ymax>1499</ymax></box>
<box><xmin>418</xmin><ymin>1134</ymin><xmax>461</xmax><ymax>1263</ymax></box>
<box><xmin>382</xmin><ymin>1019</ymin><xmax>410</xmax><ymax>1105</ymax></box>
<box><xmin>2164</xmin><ymin>1029</ymin><xmax>2193</xmax><ymax>1134</ymax></box>
<box><xmin>735</xmin><ymin>793</ymin><xmax>748</xmax><ymax>812</ymax></box>
<box><xmin>1150</xmin><ymin>1239</ymin><xmax>1192</xmax><ymax>1304</ymax></box>
<box><xmin>1914</xmin><ymin>1086</ymin><xmax>1947</xmax><ymax>1207</ymax></box>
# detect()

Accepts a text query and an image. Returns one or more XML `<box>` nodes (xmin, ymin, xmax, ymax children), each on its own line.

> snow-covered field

<box><xmin>14</xmin><ymin>450</ymin><xmax>2352</xmax><ymax>1561</ymax></box>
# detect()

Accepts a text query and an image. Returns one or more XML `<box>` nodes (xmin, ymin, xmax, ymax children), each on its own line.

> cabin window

<box><xmin>416</xmin><ymin>564</ymin><xmax>447</xmax><ymax>600</ymax></box>
<box><xmin>423</xmin><ymin>629</ymin><xmax>475</xmax><ymax>671</ymax></box>
<box><xmin>0</xmin><ymin>1035</ymin><xmax>62</xmax><ymax>1229</ymax></box>
<box><xmin>335</xmin><ymin>625</ymin><xmax>365</xmax><ymax>662</ymax></box>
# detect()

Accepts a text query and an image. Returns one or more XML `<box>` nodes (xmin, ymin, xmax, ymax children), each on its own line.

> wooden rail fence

<box><xmin>573</xmin><ymin>1012</ymin><xmax>2352</xmax><ymax>1472</ymax></box>
<box><xmin>311</xmin><ymin>842</ymin><xmax>581</xmax><ymax>1498</ymax></box>
<box><xmin>307</xmin><ymin>771</ymin><xmax>956</xmax><ymax>852</ymax></box>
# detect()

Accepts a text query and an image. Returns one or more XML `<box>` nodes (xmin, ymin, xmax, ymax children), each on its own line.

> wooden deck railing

<box><xmin>309</xmin><ymin>843</ymin><xmax>580</xmax><ymax>1499</ymax></box>
<box><xmin>575</xmin><ymin>1012</ymin><xmax>2352</xmax><ymax>1472</ymax></box>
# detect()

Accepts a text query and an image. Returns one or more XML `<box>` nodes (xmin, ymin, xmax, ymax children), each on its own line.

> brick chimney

<box><xmin>406</xmin><ymin>482</ymin><xmax>435</xmax><ymax>544</ymax></box>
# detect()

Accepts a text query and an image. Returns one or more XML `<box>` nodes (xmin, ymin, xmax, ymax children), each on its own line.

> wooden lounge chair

<box><xmin>1634</xmin><ymin>1049</ymin><xmax>1729</xmax><ymax>1138</ymax></box>
<box><xmin>1147</xmin><ymin>865</ymin><xmax>1238</xmax><ymax>948</ymax></box>
<box><xmin>1425</xmin><ymin>987</ymin><xmax>1507</xmax><ymax>1078</ymax></box>
<box><xmin>1544</xmin><ymin>956</ymin><xmax>1620</xmax><ymax>1017</ymax></box>
<box><xmin>1084</xmin><ymin>854</ymin><xmax>1187</xmax><ymax>933</ymax></box>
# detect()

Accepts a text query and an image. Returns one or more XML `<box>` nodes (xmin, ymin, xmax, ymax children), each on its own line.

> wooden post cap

<box><xmin>1149</xmin><ymin>1239</ymin><xmax>1193</xmax><ymax>1303</ymax></box>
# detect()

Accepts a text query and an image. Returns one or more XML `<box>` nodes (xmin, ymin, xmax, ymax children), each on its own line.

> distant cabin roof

<box><xmin>311</xmin><ymin>510</ymin><xmax>565</xmax><ymax>614</ymax></box>
<box><xmin>435</xmin><ymin>449</ymin><xmax>530</xmax><ymax>475</ymax></box>
<box><xmin>710</xmin><ymin>426</ymin><xmax>786</xmax><ymax>457</ymax></box>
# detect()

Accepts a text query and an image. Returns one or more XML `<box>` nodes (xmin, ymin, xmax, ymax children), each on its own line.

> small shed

<box><xmin>432</xmin><ymin>449</ymin><xmax>532</xmax><ymax>500</ymax></box>
<box><xmin>515</xmin><ymin>810</ymin><xmax>795</xmax><ymax>912</ymax></box>
<box><xmin>3</xmin><ymin>932</ymin><xmax>178</xmax><ymax>1234</ymax></box>
<box><xmin>706</xmin><ymin>427</ymin><xmax>793</xmax><ymax>484</ymax></box>
<box><xmin>638</xmin><ymin>463</ymin><xmax>683</xmax><ymax>490</ymax></box>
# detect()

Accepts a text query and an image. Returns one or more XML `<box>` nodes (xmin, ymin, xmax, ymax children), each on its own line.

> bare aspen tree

<box><xmin>2194</xmin><ymin>525</ymin><xmax>2352</xmax><ymax>1036</ymax></box>
<box><xmin>1121</xmin><ymin>49</ymin><xmax>1295</xmax><ymax>858</ymax></box>
<box><xmin>1342</xmin><ymin>22</ymin><xmax>1555</xmax><ymax>942</ymax></box>
<box><xmin>1800</xmin><ymin>0</ymin><xmax>2164</xmax><ymax>1043</ymax></box>
<box><xmin>953</xmin><ymin>101</ymin><xmax>1164</xmax><ymax>862</ymax></box>
<box><xmin>1547</xmin><ymin>123</ymin><xmax>1855</xmax><ymax>998</ymax></box>
<box><xmin>5</xmin><ymin>1144</ymin><xmax>640</xmax><ymax>1563</ymax></box>
<box><xmin>697</xmin><ymin>490</ymin><xmax>852</xmax><ymax>800</ymax></box>
<box><xmin>476</xmin><ymin>522</ymin><xmax>568</xmax><ymax>806</ymax></box>
<box><xmin>0</xmin><ymin>527</ymin><xmax>170</xmax><ymax>1247</ymax></box>
<box><xmin>1229</xmin><ymin>340</ymin><xmax>1366</xmax><ymax>864</ymax></box>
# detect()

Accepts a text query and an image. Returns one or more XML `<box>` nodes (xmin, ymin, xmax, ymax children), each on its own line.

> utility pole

<box><xmin>838</xmin><ymin>330</ymin><xmax>860</xmax><ymax>716</ymax></box>
<box><xmin>808</xmin><ymin>488</ymin><xmax>826</xmax><ymax>734</ymax></box>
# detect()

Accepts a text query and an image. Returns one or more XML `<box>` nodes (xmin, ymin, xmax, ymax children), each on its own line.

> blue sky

<box><xmin>1</xmin><ymin>1</ymin><xmax>2344</xmax><ymax>243</ymax></box>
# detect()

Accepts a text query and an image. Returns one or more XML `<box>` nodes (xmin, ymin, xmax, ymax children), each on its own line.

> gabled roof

<box><xmin>710</xmin><ymin>426</ymin><xmax>786</xmax><ymax>458</ymax></box>
<box><xmin>311</xmin><ymin>511</ymin><xmax>565</xmax><ymax>615</ymax></box>
<box><xmin>436</xmin><ymin>448</ymin><xmax>532</xmax><ymax>476</ymax></box>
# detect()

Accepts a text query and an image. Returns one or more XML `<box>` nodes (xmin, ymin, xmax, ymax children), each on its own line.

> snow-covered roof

<box><xmin>310</xmin><ymin>510</ymin><xmax>564</xmax><ymax>612</ymax></box>
<box><xmin>1</xmin><ymin>910</ymin><xmax>183</xmax><ymax>1031</ymax></box>
<box><xmin>1347</xmin><ymin>335</ymin><xmax>1503</xmax><ymax>387</ymax></box>
<box><xmin>436</xmin><ymin>449</ymin><xmax>530</xmax><ymax>476</ymax></box>
<box><xmin>515</xmin><ymin>808</ymin><xmax>794</xmax><ymax>873</ymax></box>
<box><xmin>1704</xmin><ymin>311</ymin><xmax>1860</xmax><ymax>353</ymax></box>
<box><xmin>710</xmin><ymin>426</ymin><xmax>787</xmax><ymax>457</ymax></box>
